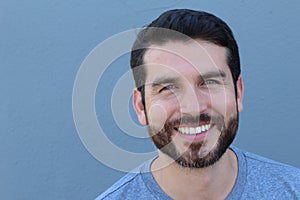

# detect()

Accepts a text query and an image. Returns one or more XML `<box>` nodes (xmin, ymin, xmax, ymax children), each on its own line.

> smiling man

<box><xmin>97</xmin><ymin>9</ymin><xmax>300</xmax><ymax>199</ymax></box>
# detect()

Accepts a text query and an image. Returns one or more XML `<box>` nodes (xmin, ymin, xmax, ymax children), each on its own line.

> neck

<box><xmin>151</xmin><ymin>148</ymin><xmax>238</xmax><ymax>200</ymax></box>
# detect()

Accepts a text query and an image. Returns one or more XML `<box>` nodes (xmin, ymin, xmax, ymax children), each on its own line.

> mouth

<box><xmin>173</xmin><ymin>123</ymin><xmax>213</xmax><ymax>142</ymax></box>
<box><xmin>176</xmin><ymin>124</ymin><xmax>211</xmax><ymax>135</ymax></box>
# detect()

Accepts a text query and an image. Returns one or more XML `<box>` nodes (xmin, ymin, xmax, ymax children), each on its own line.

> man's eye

<box><xmin>204</xmin><ymin>80</ymin><xmax>219</xmax><ymax>85</ymax></box>
<box><xmin>159</xmin><ymin>85</ymin><xmax>176</xmax><ymax>92</ymax></box>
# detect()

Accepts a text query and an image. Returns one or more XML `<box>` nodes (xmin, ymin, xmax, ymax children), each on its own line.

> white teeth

<box><xmin>178</xmin><ymin>124</ymin><xmax>211</xmax><ymax>135</ymax></box>
<box><xmin>205</xmin><ymin>125</ymin><xmax>209</xmax><ymax>130</ymax></box>
<box><xmin>189</xmin><ymin>128</ymin><xmax>195</xmax><ymax>134</ymax></box>
<box><xmin>184</xmin><ymin>127</ymin><xmax>189</xmax><ymax>133</ymax></box>
<box><xmin>201</xmin><ymin>126</ymin><xmax>205</xmax><ymax>132</ymax></box>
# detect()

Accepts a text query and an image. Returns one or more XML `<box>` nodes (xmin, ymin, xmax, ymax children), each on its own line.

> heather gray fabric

<box><xmin>96</xmin><ymin>146</ymin><xmax>300</xmax><ymax>200</ymax></box>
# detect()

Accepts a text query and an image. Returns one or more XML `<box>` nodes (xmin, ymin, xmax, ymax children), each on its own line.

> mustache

<box><xmin>168</xmin><ymin>113</ymin><xmax>224</xmax><ymax>129</ymax></box>
<box><xmin>179</xmin><ymin>113</ymin><xmax>211</xmax><ymax>124</ymax></box>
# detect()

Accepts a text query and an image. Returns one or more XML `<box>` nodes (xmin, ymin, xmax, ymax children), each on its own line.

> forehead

<box><xmin>143</xmin><ymin>40</ymin><xmax>230</xmax><ymax>80</ymax></box>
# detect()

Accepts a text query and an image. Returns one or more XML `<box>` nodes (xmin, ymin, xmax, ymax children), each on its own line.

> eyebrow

<box><xmin>200</xmin><ymin>70</ymin><xmax>227</xmax><ymax>80</ymax></box>
<box><xmin>150</xmin><ymin>69</ymin><xmax>227</xmax><ymax>88</ymax></box>
<box><xmin>151</xmin><ymin>77</ymin><xmax>179</xmax><ymax>88</ymax></box>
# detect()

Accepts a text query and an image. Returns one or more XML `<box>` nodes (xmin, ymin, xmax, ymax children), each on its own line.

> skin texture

<box><xmin>133</xmin><ymin>39</ymin><xmax>244</xmax><ymax>199</ymax></box>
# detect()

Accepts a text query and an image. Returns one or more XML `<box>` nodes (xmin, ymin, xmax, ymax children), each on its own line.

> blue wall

<box><xmin>1</xmin><ymin>1</ymin><xmax>300</xmax><ymax>199</ymax></box>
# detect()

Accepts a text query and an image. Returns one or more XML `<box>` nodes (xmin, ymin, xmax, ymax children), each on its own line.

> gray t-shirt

<box><xmin>96</xmin><ymin>146</ymin><xmax>300</xmax><ymax>199</ymax></box>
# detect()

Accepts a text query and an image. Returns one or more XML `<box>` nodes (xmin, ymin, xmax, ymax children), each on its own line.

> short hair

<box><xmin>130</xmin><ymin>9</ymin><xmax>240</xmax><ymax>105</ymax></box>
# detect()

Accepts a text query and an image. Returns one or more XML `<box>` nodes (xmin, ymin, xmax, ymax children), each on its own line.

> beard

<box><xmin>147</xmin><ymin>112</ymin><xmax>239</xmax><ymax>168</ymax></box>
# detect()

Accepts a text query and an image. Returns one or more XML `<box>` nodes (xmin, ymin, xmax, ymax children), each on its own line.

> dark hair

<box><xmin>130</xmin><ymin>9</ymin><xmax>240</xmax><ymax>105</ymax></box>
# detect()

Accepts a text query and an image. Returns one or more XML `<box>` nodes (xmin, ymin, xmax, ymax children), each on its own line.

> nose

<box><xmin>179</xmin><ymin>84</ymin><xmax>208</xmax><ymax>116</ymax></box>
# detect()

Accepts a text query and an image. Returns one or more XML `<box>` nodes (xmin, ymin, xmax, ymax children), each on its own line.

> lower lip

<box><xmin>175</xmin><ymin>129</ymin><xmax>210</xmax><ymax>142</ymax></box>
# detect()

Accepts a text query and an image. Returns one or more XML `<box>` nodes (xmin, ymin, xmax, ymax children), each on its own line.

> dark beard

<box><xmin>148</xmin><ymin>113</ymin><xmax>239</xmax><ymax>168</ymax></box>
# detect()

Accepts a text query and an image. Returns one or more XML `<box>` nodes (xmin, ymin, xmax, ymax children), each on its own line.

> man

<box><xmin>97</xmin><ymin>9</ymin><xmax>300</xmax><ymax>199</ymax></box>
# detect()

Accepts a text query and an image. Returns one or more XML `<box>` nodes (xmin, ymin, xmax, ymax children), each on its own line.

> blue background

<box><xmin>1</xmin><ymin>1</ymin><xmax>300</xmax><ymax>199</ymax></box>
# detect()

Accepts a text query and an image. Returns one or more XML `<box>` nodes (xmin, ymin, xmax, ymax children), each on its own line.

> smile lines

<box><xmin>178</xmin><ymin>124</ymin><xmax>211</xmax><ymax>135</ymax></box>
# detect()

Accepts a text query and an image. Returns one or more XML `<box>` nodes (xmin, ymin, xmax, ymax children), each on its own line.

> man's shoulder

<box><xmin>232</xmin><ymin>146</ymin><xmax>300</xmax><ymax>198</ymax></box>
<box><xmin>95</xmin><ymin>158</ymin><xmax>157</xmax><ymax>200</ymax></box>
<box><xmin>241</xmin><ymin>148</ymin><xmax>300</xmax><ymax>176</ymax></box>
<box><xmin>96</xmin><ymin>172</ymin><xmax>140</xmax><ymax>200</ymax></box>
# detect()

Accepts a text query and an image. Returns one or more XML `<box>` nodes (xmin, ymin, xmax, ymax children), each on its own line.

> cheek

<box><xmin>148</xmin><ymin>104</ymin><xmax>167</xmax><ymax>131</ymax></box>
<box><xmin>210</xmin><ymin>91</ymin><xmax>237</xmax><ymax>117</ymax></box>
<box><xmin>147</xmin><ymin>99</ymin><xmax>178</xmax><ymax>130</ymax></box>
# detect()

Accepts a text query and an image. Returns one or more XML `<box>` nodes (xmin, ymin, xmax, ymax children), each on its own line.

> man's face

<box><xmin>133</xmin><ymin>40</ymin><xmax>244</xmax><ymax>168</ymax></box>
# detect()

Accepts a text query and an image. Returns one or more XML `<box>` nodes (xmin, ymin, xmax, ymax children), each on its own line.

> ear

<box><xmin>132</xmin><ymin>88</ymin><xmax>147</xmax><ymax>125</ymax></box>
<box><xmin>236</xmin><ymin>75</ymin><xmax>244</xmax><ymax>113</ymax></box>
